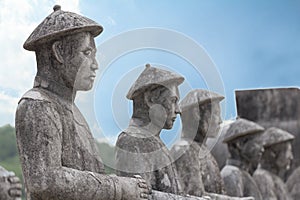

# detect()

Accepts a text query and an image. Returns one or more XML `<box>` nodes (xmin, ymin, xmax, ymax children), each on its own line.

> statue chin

<box><xmin>74</xmin><ymin>82</ymin><xmax>94</xmax><ymax>91</ymax></box>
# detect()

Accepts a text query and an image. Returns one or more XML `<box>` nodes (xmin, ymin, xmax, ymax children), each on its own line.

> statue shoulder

<box><xmin>16</xmin><ymin>88</ymin><xmax>63</xmax><ymax>124</ymax></box>
<box><xmin>221</xmin><ymin>164</ymin><xmax>242</xmax><ymax>178</ymax></box>
<box><xmin>116</xmin><ymin>126</ymin><xmax>143</xmax><ymax>151</ymax></box>
<box><xmin>253</xmin><ymin>168</ymin><xmax>272</xmax><ymax>181</ymax></box>
<box><xmin>171</xmin><ymin>138</ymin><xmax>192</xmax><ymax>157</ymax></box>
<box><xmin>18</xmin><ymin>88</ymin><xmax>52</xmax><ymax>104</ymax></box>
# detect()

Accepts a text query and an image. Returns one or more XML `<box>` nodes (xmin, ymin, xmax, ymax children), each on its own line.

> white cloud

<box><xmin>0</xmin><ymin>0</ymin><xmax>80</xmax><ymax>126</ymax></box>
<box><xmin>0</xmin><ymin>91</ymin><xmax>19</xmax><ymax>126</ymax></box>
<box><xmin>96</xmin><ymin>135</ymin><xmax>117</xmax><ymax>146</ymax></box>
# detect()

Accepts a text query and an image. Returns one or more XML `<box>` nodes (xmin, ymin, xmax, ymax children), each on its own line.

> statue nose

<box><xmin>91</xmin><ymin>62</ymin><xmax>98</xmax><ymax>70</ymax></box>
<box><xmin>175</xmin><ymin>104</ymin><xmax>181</xmax><ymax>115</ymax></box>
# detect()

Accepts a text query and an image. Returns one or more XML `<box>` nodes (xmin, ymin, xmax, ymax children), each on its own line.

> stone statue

<box><xmin>171</xmin><ymin>89</ymin><xmax>226</xmax><ymax>195</ymax></box>
<box><xmin>221</xmin><ymin>118</ymin><xmax>264</xmax><ymax>200</ymax></box>
<box><xmin>0</xmin><ymin>166</ymin><xmax>22</xmax><ymax>200</ymax></box>
<box><xmin>235</xmin><ymin>88</ymin><xmax>300</xmax><ymax>179</ymax></box>
<box><xmin>115</xmin><ymin>66</ymin><xmax>253</xmax><ymax>200</ymax></box>
<box><xmin>253</xmin><ymin>127</ymin><xmax>294</xmax><ymax>200</ymax></box>
<box><xmin>115</xmin><ymin>64</ymin><xmax>184</xmax><ymax>195</ymax></box>
<box><xmin>286</xmin><ymin>166</ymin><xmax>300</xmax><ymax>200</ymax></box>
<box><xmin>15</xmin><ymin>5</ymin><xmax>149</xmax><ymax>200</ymax></box>
<box><xmin>206</xmin><ymin>122</ymin><xmax>230</xmax><ymax>170</ymax></box>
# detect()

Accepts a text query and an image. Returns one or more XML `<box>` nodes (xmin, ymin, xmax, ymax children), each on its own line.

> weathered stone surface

<box><xmin>0</xmin><ymin>166</ymin><xmax>22</xmax><ymax>200</ymax></box>
<box><xmin>235</xmin><ymin>88</ymin><xmax>300</xmax><ymax>176</ymax></box>
<box><xmin>116</xmin><ymin>64</ymin><xmax>184</xmax><ymax>195</ymax></box>
<box><xmin>179</xmin><ymin>89</ymin><xmax>224</xmax><ymax>111</ymax></box>
<box><xmin>151</xmin><ymin>190</ymin><xmax>255</xmax><ymax>200</ymax></box>
<box><xmin>116</xmin><ymin>125</ymin><xmax>182</xmax><ymax>194</ymax></box>
<box><xmin>261</xmin><ymin>127</ymin><xmax>295</xmax><ymax>148</ymax></box>
<box><xmin>16</xmin><ymin>5</ymin><xmax>149</xmax><ymax>200</ymax></box>
<box><xmin>23</xmin><ymin>5</ymin><xmax>103</xmax><ymax>51</ymax></box>
<box><xmin>206</xmin><ymin>122</ymin><xmax>231</xmax><ymax>170</ymax></box>
<box><xmin>117</xmin><ymin>72</ymin><xmax>252</xmax><ymax>199</ymax></box>
<box><xmin>172</xmin><ymin>89</ymin><xmax>225</xmax><ymax>196</ymax></box>
<box><xmin>126</xmin><ymin>64</ymin><xmax>184</xmax><ymax>100</ymax></box>
<box><xmin>253</xmin><ymin>127</ymin><xmax>294</xmax><ymax>200</ymax></box>
<box><xmin>221</xmin><ymin>164</ymin><xmax>262</xmax><ymax>200</ymax></box>
<box><xmin>172</xmin><ymin>90</ymin><xmax>253</xmax><ymax>200</ymax></box>
<box><xmin>286</xmin><ymin>166</ymin><xmax>300</xmax><ymax>200</ymax></box>
<box><xmin>150</xmin><ymin>190</ymin><xmax>207</xmax><ymax>200</ymax></box>
<box><xmin>221</xmin><ymin>118</ymin><xmax>264</xmax><ymax>199</ymax></box>
<box><xmin>235</xmin><ymin>88</ymin><xmax>300</xmax><ymax>122</ymax></box>
<box><xmin>172</xmin><ymin>142</ymin><xmax>226</xmax><ymax>195</ymax></box>
<box><xmin>254</xmin><ymin>168</ymin><xmax>291</xmax><ymax>200</ymax></box>
<box><xmin>223</xmin><ymin>118</ymin><xmax>264</xmax><ymax>143</ymax></box>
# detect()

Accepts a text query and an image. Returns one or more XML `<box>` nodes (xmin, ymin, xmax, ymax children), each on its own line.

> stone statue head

<box><xmin>260</xmin><ymin>127</ymin><xmax>294</xmax><ymax>172</ymax></box>
<box><xmin>223</xmin><ymin>118</ymin><xmax>265</xmax><ymax>173</ymax></box>
<box><xmin>23</xmin><ymin>5</ymin><xmax>103</xmax><ymax>92</ymax></box>
<box><xmin>180</xmin><ymin>89</ymin><xmax>224</xmax><ymax>143</ymax></box>
<box><xmin>127</xmin><ymin>64</ymin><xmax>184</xmax><ymax>131</ymax></box>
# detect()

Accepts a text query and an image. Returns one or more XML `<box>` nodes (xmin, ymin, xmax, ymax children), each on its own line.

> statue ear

<box><xmin>144</xmin><ymin>91</ymin><xmax>154</xmax><ymax>107</ymax></box>
<box><xmin>52</xmin><ymin>41</ymin><xmax>64</xmax><ymax>64</ymax></box>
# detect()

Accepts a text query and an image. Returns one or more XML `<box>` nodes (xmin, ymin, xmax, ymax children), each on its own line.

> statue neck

<box><xmin>182</xmin><ymin>123</ymin><xmax>206</xmax><ymax>144</ymax></box>
<box><xmin>260</xmin><ymin>160</ymin><xmax>280</xmax><ymax>175</ymax></box>
<box><xmin>129</xmin><ymin>118</ymin><xmax>162</xmax><ymax>137</ymax></box>
<box><xmin>227</xmin><ymin>158</ymin><xmax>251</xmax><ymax>172</ymax></box>
<box><xmin>34</xmin><ymin>76</ymin><xmax>76</xmax><ymax>102</ymax></box>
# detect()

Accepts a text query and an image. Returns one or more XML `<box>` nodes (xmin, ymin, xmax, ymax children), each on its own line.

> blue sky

<box><xmin>80</xmin><ymin>0</ymin><xmax>300</xmax><ymax>118</ymax></box>
<box><xmin>81</xmin><ymin>0</ymin><xmax>300</xmax><ymax>144</ymax></box>
<box><xmin>0</xmin><ymin>0</ymin><xmax>300</xmax><ymax>145</ymax></box>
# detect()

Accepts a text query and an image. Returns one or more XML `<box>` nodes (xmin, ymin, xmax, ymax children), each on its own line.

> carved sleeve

<box><xmin>220</xmin><ymin>166</ymin><xmax>244</xmax><ymax>197</ymax></box>
<box><xmin>15</xmin><ymin>99</ymin><xmax>122</xmax><ymax>200</ymax></box>
<box><xmin>115</xmin><ymin>133</ymin><xmax>156</xmax><ymax>190</ymax></box>
<box><xmin>253</xmin><ymin>171</ymin><xmax>277</xmax><ymax>200</ymax></box>
<box><xmin>171</xmin><ymin>145</ymin><xmax>205</xmax><ymax>197</ymax></box>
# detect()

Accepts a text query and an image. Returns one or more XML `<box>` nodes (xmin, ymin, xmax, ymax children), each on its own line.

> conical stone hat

<box><xmin>180</xmin><ymin>89</ymin><xmax>224</xmax><ymax>111</ymax></box>
<box><xmin>23</xmin><ymin>5</ymin><xmax>103</xmax><ymax>51</ymax></box>
<box><xmin>127</xmin><ymin>64</ymin><xmax>184</xmax><ymax>100</ymax></box>
<box><xmin>261</xmin><ymin>127</ymin><xmax>295</xmax><ymax>147</ymax></box>
<box><xmin>223</xmin><ymin>118</ymin><xmax>264</xmax><ymax>143</ymax></box>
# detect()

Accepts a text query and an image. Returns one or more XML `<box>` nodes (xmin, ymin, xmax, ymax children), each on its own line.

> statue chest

<box><xmin>60</xmin><ymin>104</ymin><xmax>105</xmax><ymax>173</ymax></box>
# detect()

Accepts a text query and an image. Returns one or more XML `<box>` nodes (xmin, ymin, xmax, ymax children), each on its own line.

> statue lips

<box><xmin>89</xmin><ymin>74</ymin><xmax>96</xmax><ymax>81</ymax></box>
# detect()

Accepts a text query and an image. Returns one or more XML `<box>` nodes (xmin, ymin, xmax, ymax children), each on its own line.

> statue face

<box><xmin>193</xmin><ymin>102</ymin><xmax>222</xmax><ymax>139</ymax></box>
<box><xmin>206</xmin><ymin>102</ymin><xmax>222</xmax><ymax>138</ymax></box>
<box><xmin>163</xmin><ymin>85</ymin><xmax>180</xmax><ymax>129</ymax></box>
<box><xmin>151</xmin><ymin>85</ymin><xmax>181</xmax><ymax>130</ymax></box>
<box><xmin>243</xmin><ymin>137</ymin><xmax>264</xmax><ymax>167</ymax></box>
<box><xmin>275</xmin><ymin>142</ymin><xmax>293</xmax><ymax>170</ymax></box>
<box><xmin>63</xmin><ymin>32</ymin><xmax>98</xmax><ymax>91</ymax></box>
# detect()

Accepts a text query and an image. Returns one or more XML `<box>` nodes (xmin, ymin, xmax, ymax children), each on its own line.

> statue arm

<box><xmin>171</xmin><ymin>146</ymin><xmax>205</xmax><ymax>197</ymax></box>
<box><xmin>15</xmin><ymin>99</ymin><xmax>147</xmax><ymax>200</ymax></box>
<box><xmin>115</xmin><ymin>135</ymin><xmax>155</xmax><ymax>189</ymax></box>
<box><xmin>253</xmin><ymin>172</ymin><xmax>276</xmax><ymax>200</ymax></box>
<box><xmin>221</xmin><ymin>167</ymin><xmax>244</xmax><ymax>197</ymax></box>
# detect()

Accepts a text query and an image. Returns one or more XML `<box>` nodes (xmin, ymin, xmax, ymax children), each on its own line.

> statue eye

<box><xmin>171</xmin><ymin>98</ymin><xmax>177</xmax><ymax>103</ymax></box>
<box><xmin>83</xmin><ymin>50</ymin><xmax>92</xmax><ymax>55</ymax></box>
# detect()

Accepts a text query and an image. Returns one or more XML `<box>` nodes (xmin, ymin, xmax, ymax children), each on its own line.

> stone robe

<box><xmin>286</xmin><ymin>166</ymin><xmax>300</xmax><ymax>200</ymax></box>
<box><xmin>253</xmin><ymin>168</ymin><xmax>291</xmax><ymax>200</ymax></box>
<box><xmin>16</xmin><ymin>78</ymin><xmax>124</xmax><ymax>200</ymax></box>
<box><xmin>115</xmin><ymin>124</ymin><xmax>182</xmax><ymax>195</ymax></box>
<box><xmin>221</xmin><ymin>160</ymin><xmax>262</xmax><ymax>200</ymax></box>
<box><xmin>171</xmin><ymin>138</ymin><xmax>225</xmax><ymax>196</ymax></box>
